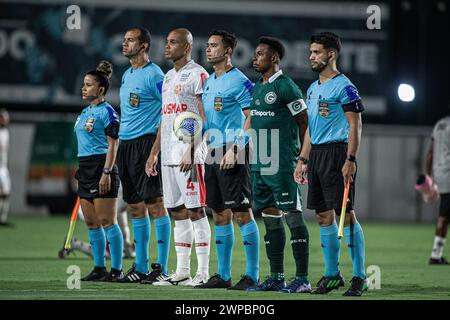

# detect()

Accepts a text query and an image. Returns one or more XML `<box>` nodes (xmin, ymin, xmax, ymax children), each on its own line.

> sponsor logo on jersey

<box><xmin>319</xmin><ymin>101</ymin><xmax>329</xmax><ymax>116</ymax></box>
<box><xmin>255</xmin><ymin>99</ymin><xmax>261</xmax><ymax>106</ymax></box>
<box><xmin>129</xmin><ymin>93</ymin><xmax>140</xmax><ymax>107</ymax></box>
<box><xmin>214</xmin><ymin>97</ymin><xmax>223</xmax><ymax>111</ymax></box>
<box><xmin>84</xmin><ymin>118</ymin><xmax>95</xmax><ymax>133</ymax></box>
<box><xmin>162</xmin><ymin>103</ymin><xmax>188</xmax><ymax>115</ymax></box>
<box><xmin>250</xmin><ymin>110</ymin><xmax>275</xmax><ymax>117</ymax></box>
<box><xmin>264</xmin><ymin>91</ymin><xmax>277</xmax><ymax>104</ymax></box>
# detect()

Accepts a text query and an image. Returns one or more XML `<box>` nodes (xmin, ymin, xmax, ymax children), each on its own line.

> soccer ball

<box><xmin>173</xmin><ymin>111</ymin><xmax>203</xmax><ymax>143</ymax></box>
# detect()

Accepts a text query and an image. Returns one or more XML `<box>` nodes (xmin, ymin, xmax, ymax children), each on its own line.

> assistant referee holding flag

<box><xmin>294</xmin><ymin>32</ymin><xmax>367</xmax><ymax>296</ymax></box>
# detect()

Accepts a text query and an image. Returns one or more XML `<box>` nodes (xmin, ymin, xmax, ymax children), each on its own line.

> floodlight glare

<box><xmin>398</xmin><ymin>84</ymin><xmax>415</xmax><ymax>102</ymax></box>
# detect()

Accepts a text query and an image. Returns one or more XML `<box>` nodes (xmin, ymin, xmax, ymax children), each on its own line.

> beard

<box><xmin>311</xmin><ymin>58</ymin><xmax>329</xmax><ymax>73</ymax></box>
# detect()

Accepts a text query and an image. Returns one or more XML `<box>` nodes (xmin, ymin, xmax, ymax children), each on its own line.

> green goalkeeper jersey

<box><xmin>250</xmin><ymin>70</ymin><xmax>307</xmax><ymax>173</ymax></box>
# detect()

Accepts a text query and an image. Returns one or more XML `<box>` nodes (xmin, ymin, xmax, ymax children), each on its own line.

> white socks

<box><xmin>431</xmin><ymin>236</ymin><xmax>446</xmax><ymax>259</ymax></box>
<box><xmin>174</xmin><ymin>219</ymin><xmax>193</xmax><ymax>275</ymax></box>
<box><xmin>192</xmin><ymin>216</ymin><xmax>211</xmax><ymax>275</ymax></box>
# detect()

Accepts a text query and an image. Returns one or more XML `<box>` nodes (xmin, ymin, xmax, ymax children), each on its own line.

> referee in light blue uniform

<box><xmin>195</xmin><ymin>30</ymin><xmax>260</xmax><ymax>290</ymax></box>
<box><xmin>295</xmin><ymin>32</ymin><xmax>366</xmax><ymax>296</ymax></box>
<box><xmin>75</xmin><ymin>61</ymin><xmax>124</xmax><ymax>282</ymax></box>
<box><xmin>116</xmin><ymin>27</ymin><xmax>170</xmax><ymax>283</ymax></box>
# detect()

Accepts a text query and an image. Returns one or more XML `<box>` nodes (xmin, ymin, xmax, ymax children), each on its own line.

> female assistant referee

<box><xmin>75</xmin><ymin>61</ymin><xmax>124</xmax><ymax>281</ymax></box>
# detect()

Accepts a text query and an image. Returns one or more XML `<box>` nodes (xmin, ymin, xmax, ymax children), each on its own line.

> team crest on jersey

<box><xmin>174</xmin><ymin>84</ymin><xmax>183</xmax><ymax>95</ymax></box>
<box><xmin>319</xmin><ymin>102</ymin><xmax>329</xmax><ymax>116</ymax></box>
<box><xmin>84</xmin><ymin>118</ymin><xmax>95</xmax><ymax>133</ymax></box>
<box><xmin>214</xmin><ymin>97</ymin><xmax>223</xmax><ymax>111</ymax></box>
<box><xmin>129</xmin><ymin>93</ymin><xmax>140</xmax><ymax>107</ymax></box>
<box><xmin>264</xmin><ymin>92</ymin><xmax>277</xmax><ymax>104</ymax></box>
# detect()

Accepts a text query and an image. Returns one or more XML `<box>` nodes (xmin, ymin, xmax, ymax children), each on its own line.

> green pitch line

<box><xmin>0</xmin><ymin>216</ymin><xmax>449</xmax><ymax>300</ymax></box>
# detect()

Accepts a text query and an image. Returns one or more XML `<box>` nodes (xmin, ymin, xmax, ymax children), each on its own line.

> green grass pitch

<box><xmin>0</xmin><ymin>216</ymin><xmax>449</xmax><ymax>300</ymax></box>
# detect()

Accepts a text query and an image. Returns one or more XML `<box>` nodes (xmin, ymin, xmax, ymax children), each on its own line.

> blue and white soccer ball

<box><xmin>173</xmin><ymin>111</ymin><xmax>203</xmax><ymax>143</ymax></box>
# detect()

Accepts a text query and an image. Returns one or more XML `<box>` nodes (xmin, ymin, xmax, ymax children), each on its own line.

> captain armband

<box><xmin>287</xmin><ymin>98</ymin><xmax>308</xmax><ymax>116</ymax></box>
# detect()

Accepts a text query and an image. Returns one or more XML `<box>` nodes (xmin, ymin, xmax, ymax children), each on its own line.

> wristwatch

<box><xmin>299</xmin><ymin>156</ymin><xmax>308</xmax><ymax>165</ymax></box>
<box><xmin>346</xmin><ymin>155</ymin><xmax>356</xmax><ymax>162</ymax></box>
<box><xmin>103</xmin><ymin>168</ymin><xmax>112</xmax><ymax>175</ymax></box>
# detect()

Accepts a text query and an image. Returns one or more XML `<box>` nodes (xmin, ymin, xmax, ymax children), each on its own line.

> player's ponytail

<box><xmin>86</xmin><ymin>60</ymin><xmax>113</xmax><ymax>95</ymax></box>
<box><xmin>96</xmin><ymin>60</ymin><xmax>113</xmax><ymax>79</ymax></box>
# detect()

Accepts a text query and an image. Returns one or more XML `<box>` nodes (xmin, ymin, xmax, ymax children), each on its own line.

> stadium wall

<box><xmin>7</xmin><ymin>121</ymin><xmax>439</xmax><ymax>223</ymax></box>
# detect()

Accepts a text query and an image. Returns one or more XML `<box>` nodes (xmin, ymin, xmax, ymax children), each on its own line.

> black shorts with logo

<box><xmin>439</xmin><ymin>193</ymin><xmax>450</xmax><ymax>218</ymax></box>
<box><xmin>204</xmin><ymin>144</ymin><xmax>252</xmax><ymax>210</ymax></box>
<box><xmin>307</xmin><ymin>142</ymin><xmax>356</xmax><ymax>214</ymax></box>
<box><xmin>76</xmin><ymin>154</ymin><xmax>120</xmax><ymax>200</ymax></box>
<box><xmin>117</xmin><ymin>134</ymin><xmax>162</xmax><ymax>204</ymax></box>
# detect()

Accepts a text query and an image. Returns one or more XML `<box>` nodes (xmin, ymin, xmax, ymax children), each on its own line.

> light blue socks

<box><xmin>240</xmin><ymin>220</ymin><xmax>260</xmax><ymax>282</ymax></box>
<box><xmin>104</xmin><ymin>224</ymin><xmax>123</xmax><ymax>271</ymax></box>
<box><xmin>344</xmin><ymin>223</ymin><xmax>366</xmax><ymax>279</ymax></box>
<box><xmin>320</xmin><ymin>224</ymin><xmax>341</xmax><ymax>277</ymax></box>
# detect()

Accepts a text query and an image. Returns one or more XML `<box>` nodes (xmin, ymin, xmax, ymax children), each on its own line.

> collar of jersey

<box><xmin>318</xmin><ymin>72</ymin><xmax>343</xmax><ymax>85</ymax></box>
<box><xmin>86</xmin><ymin>101</ymin><xmax>106</xmax><ymax>109</ymax></box>
<box><xmin>174</xmin><ymin>60</ymin><xmax>194</xmax><ymax>73</ymax></box>
<box><xmin>268</xmin><ymin>70</ymin><xmax>283</xmax><ymax>83</ymax></box>
<box><xmin>214</xmin><ymin>66</ymin><xmax>235</xmax><ymax>79</ymax></box>
<box><xmin>131</xmin><ymin>61</ymin><xmax>152</xmax><ymax>72</ymax></box>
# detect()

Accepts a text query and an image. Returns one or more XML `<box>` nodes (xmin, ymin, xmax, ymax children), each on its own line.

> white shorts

<box><xmin>162</xmin><ymin>164</ymin><xmax>206</xmax><ymax>209</ymax></box>
<box><xmin>0</xmin><ymin>167</ymin><xmax>11</xmax><ymax>196</ymax></box>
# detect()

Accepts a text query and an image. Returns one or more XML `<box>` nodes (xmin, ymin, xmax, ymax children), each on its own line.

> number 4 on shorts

<box><xmin>186</xmin><ymin>179</ymin><xmax>195</xmax><ymax>191</ymax></box>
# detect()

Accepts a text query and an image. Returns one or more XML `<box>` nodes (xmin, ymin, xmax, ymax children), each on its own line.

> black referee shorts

<box><xmin>439</xmin><ymin>193</ymin><xmax>450</xmax><ymax>218</ymax></box>
<box><xmin>204</xmin><ymin>144</ymin><xmax>252</xmax><ymax>211</ymax></box>
<box><xmin>117</xmin><ymin>134</ymin><xmax>162</xmax><ymax>204</ymax></box>
<box><xmin>307</xmin><ymin>142</ymin><xmax>356</xmax><ymax>215</ymax></box>
<box><xmin>76</xmin><ymin>154</ymin><xmax>119</xmax><ymax>200</ymax></box>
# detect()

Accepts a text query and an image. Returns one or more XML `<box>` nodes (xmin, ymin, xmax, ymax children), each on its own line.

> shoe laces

<box><xmin>236</xmin><ymin>274</ymin><xmax>251</xmax><ymax>284</ymax></box>
<box><xmin>350</xmin><ymin>276</ymin><xmax>364</xmax><ymax>287</ymax></box>
<box><xmin>258</xmin><ymin>276</ymin><xmax>277</xmax><ymax>289</ymax></box>
<box><xmin>285</xmin><ymin>278</ymin><xmax>304</xmax><ymax>290</ymax></box>
<box><xmin>124</xmin><ymin>264</ymin><xmax>137</xmax><ymax>276</ymax></box>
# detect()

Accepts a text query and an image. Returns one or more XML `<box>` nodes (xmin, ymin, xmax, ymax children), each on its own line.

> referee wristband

<box><xmin>346</xmin><ymin>155</ymin><xmax>356</xmax><ymax>162</ymax></box>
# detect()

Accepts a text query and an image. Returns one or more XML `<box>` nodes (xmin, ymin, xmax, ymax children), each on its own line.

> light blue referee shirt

<box><xmin>75</xmin><ymin>101</ymin><xmax>119</xmax><ymax>157</ymax></box>
<box><xmin>202</xmin><ymin>67</ymin><xmax>253</xmax><ymax>149</ymax></box>
<box><xmin>119</xmin><ymin>62</ymin><xmax>164</xmax><ymax>140</ymax></box>
<box><xmin>306</xmin><ymin>74</ymin><xmax>363</xmax><ymax>145</ymax></box>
